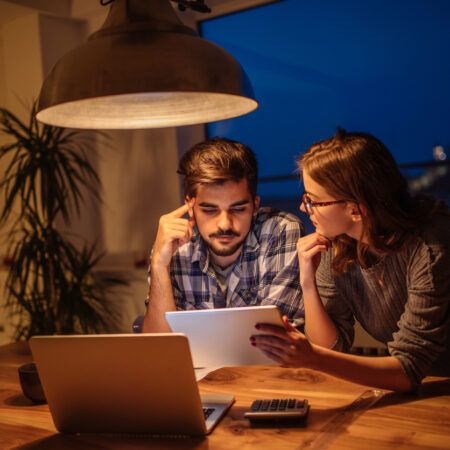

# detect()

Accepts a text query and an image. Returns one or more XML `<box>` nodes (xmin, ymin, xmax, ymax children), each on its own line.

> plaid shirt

<box><xmin>167</xmin><ymin>207</ymin><xmax>304</xmax><ymax>320</ymax></box>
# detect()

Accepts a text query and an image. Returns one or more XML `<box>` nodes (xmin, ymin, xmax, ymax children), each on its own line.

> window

<box><xmin>200</xmin><ymin>0</ymin><xmax>450</xmax><ymax>208</ymax></box>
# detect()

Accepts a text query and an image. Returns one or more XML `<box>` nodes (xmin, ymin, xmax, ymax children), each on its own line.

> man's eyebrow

<box><xmin>198</xmin><ymin>200</ymin><xmax>250</xmax><ymax>208</ymax></box>
<box><xmin>230</xmin><ymin>200</ymin><xmax>250</xmax><ymax>207</ymax></box>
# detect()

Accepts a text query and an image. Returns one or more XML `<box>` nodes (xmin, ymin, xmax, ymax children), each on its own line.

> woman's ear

<box><xmin>348</xmin><ymin>202</ymin><xmax>365</xmax><ymax>222</ymax></box>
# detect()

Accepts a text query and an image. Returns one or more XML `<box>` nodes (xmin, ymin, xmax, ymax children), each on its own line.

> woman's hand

<box><xmin>250</xmin><ymin>316</ymin><xmax>316</xmax><ymax>368</ymax></box>
<box><xmin>251</xmin><ymin>317</ymin><xmax>413</xmax><ymax>392</ymax></box>
<box><xmin>297</xmin><ymin>233</ymin><xmax>331</xmax><ymax>289</ymax></box>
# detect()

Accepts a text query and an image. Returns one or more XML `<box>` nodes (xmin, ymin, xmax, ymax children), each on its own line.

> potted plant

<box><xmin>0</xmin><ymin>104</ymin><xmax>124</xmax><ymax>340</ymax></box>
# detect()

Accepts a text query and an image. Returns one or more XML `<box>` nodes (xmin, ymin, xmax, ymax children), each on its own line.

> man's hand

<box><xmin>151</xmin><ymin>201</ymin><xmax>195</xmax><ymax>269</ymax></box>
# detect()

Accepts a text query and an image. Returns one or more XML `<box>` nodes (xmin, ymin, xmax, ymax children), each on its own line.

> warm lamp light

<box><xmin>36</xmin><ymin>0</ymin><xmax>258</xmax><ymax>129</ymax></box>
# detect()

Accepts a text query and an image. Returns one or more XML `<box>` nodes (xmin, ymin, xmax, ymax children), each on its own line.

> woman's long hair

<box><xmin>298</xmin><ymin>128</ymin><xmax>445</xmax><ymax>274</ymax></box>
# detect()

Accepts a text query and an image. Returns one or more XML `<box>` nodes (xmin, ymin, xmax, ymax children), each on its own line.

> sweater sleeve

<box><xmin>315</xmin><ymin>250</ymin><xmax>355</xmax><ymax>352</ymax></box>
<box><xmin>388</xmin><ymin>233</ymin><xmax>450</xmax><ymax>386</ymax></box>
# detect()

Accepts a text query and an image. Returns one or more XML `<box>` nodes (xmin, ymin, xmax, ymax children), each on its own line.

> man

<box><xmin>143</xmin><ymin>138</ymin><xmax>304</xmax><ymax>332</ymax></box>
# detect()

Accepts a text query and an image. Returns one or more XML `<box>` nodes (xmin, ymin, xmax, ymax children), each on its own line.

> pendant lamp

<box><xmin>36</xmin><ymin>0</ymin><xmax>258</xmax><ymax>129</ymax></box>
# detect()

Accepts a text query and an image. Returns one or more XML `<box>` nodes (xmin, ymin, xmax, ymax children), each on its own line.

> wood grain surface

<box><xmin>1</xmin><ymin>342</ymin><xmax>449</xmax><ymax>450</ymax></box>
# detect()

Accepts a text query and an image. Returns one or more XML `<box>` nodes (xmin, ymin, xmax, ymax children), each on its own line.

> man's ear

<box><xmin>185</xmin><ymin>196</ymin><xmax>196</xmax><ymax>221</ymax></box>
<box><xmin>253</xmin><ymin>195</ymin><xmax>261</xmax><ymax>215</ymax></box>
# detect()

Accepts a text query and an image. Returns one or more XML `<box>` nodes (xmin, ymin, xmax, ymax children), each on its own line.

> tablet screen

<box><xmin>166</xmin><ymin>305</ymin><xmax>283</xmax><ymax>368</ymax></box>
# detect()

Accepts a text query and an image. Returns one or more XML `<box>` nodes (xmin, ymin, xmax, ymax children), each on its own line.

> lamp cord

<box><xmin>99</xmin><ymin>0</ymin><xmax>210</xmax><ymax>14</ymax></box>
<box><xmin>173</xmin><ymin>0</ymin><xmax>211</xmax><ymax>13</ymax></box>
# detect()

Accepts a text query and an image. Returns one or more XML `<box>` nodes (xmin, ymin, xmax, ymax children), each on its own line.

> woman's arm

<box><xmin>298</xmin><ymin>234</ymin><xmax>339</xmax><ymax>347</ymax></box>
<box><xmin>251</xmin><ymin>317</ymin><xmax>413</xmax><ymax>392</ymax></box>
<box><xmin>313</xmin><ymin>347</ymin><xmax>413</xmax><ymax>392</ymax></box>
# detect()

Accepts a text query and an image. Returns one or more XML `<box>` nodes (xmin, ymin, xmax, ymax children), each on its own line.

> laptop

<box><xmin>166</xmin><ymin>305</ymin><xmax>284</xmax><ymax>368</ymax></box>
<box><xmin>29</xmin><ymin>333</ymin><xmax>234</xmax><ymax>436</ymax></box>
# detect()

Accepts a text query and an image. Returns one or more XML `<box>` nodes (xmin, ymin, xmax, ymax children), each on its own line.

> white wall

<box><xmin>0</xmin><ymin>0</ymin><xmax>190</xmax><ymax>340</ymax></box>
<box><xmin>100</xmin><ymin>128</ymin><xmax>181</xmax><ymax>255</ymax></box>
<box><xmin>2</xmin><ymin>12</ymin><xmax>42</xmax><ymax>118</ymax></box>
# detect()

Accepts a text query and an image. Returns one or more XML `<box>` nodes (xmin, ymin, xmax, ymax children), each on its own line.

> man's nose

<box><xmin>217</xmin><ymin>211</ymin><xmax>232</xmax><ymax>229</ymax></box>
<box><xmin>299</xmin><ymin>202</ymin><xmax>306</xmax><ymax>213</ymax></box>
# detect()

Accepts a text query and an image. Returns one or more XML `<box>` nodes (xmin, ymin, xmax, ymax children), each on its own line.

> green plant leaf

<box><xmin>1</xmin><ymin>104</ymin><xmax>127</xmax><ymax>340</ymax></box>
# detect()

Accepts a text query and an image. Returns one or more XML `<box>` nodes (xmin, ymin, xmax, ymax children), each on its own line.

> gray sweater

<box><xmin>316</xmin><ymin>213</ymin><xmax>450</xmax><ymax>386</ymax></box>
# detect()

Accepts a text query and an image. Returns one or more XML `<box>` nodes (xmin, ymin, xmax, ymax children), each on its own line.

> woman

<box><xmin>251</xmin><ymin>129</ymin><xmax>450</xmax><ymax>392</ymax></box>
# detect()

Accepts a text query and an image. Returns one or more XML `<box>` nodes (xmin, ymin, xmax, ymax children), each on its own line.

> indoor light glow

<box><xmin>37</xmin><ymin>92</ymin><xmax>257</xmax><ymax>130</ymax></box>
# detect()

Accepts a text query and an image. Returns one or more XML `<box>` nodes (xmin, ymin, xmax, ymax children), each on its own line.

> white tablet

<box><xmin>165</xmin><ymin>305</ymin><xmax>284</xmax><ymax>368</ymax></box>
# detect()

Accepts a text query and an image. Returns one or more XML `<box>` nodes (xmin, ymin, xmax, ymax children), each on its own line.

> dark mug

<box><xmin>18</xmin><ymin>362</ymin><xmax>46</xmax><ymax>403</ymax></box>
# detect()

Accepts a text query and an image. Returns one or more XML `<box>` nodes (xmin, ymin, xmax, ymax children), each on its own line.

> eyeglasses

<box><xmin>301</xmin><ymin>194</ymin><xmax>346</xmax><ymax>215</ymax></box>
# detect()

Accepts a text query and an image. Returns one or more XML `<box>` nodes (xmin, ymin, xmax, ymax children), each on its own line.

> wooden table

<box><xmin>1</xmin><ymin>342</ymin><xmax>449</xmax><ymax>450</ymax></box>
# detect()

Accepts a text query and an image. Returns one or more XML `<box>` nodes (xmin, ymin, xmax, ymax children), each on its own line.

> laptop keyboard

<box><xmin>203</xmin><ymin>408</ymin><xmax>215</xmax><ymax>419</ymax></box>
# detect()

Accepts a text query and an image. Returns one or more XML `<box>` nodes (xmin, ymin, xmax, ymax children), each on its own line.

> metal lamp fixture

<box><xmin>36</xmin><ymin>0</ymin><xmax>258</xmax><ymax>129</ymax></box>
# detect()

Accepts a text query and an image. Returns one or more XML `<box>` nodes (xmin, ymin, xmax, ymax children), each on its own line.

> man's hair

<box><xmin>178</xmin><ymin>137</ymin><xmax>258</xmax><ymax>198</ymax></box>
<box><xmin>298</xmin><ymin>128</ymin><xmax>445</xmax><ymax>274</ymax></box>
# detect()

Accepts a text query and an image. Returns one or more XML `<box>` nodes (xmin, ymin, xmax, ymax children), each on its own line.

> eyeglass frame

<box><xmin>301</xmin><ymin>193</ymin><xmax>346</xmax><ymax>215</ymax></box>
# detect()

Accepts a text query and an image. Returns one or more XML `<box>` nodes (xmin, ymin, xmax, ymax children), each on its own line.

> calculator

<box><xmin>244</xmin><ymin>398</ymin><xmax>309</xmax><ymax>424</ymax></box>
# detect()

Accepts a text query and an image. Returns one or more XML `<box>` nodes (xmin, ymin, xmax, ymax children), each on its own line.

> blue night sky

<box><xmin>201</xmin><ymin>0</ymin><xmax>450</xmax><ymax>198</ymax></box>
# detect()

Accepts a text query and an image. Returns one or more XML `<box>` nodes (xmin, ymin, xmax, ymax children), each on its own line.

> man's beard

<box><xmin>207</xmin><ymin>230</ymin><xmax>246</xmax><ymax>257</ymax></box>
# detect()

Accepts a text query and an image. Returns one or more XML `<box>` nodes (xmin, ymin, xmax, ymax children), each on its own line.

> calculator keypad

<box><xmin>245</xmin><ymin>398</ymin><xmax>309</xmax><ymax>424</ymax></box>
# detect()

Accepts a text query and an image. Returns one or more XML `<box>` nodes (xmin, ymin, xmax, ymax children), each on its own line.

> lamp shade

<box><xmin>36</xmin><ymin>0</ymin><xmax>258</xmax><ymax>129</ymax></box>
